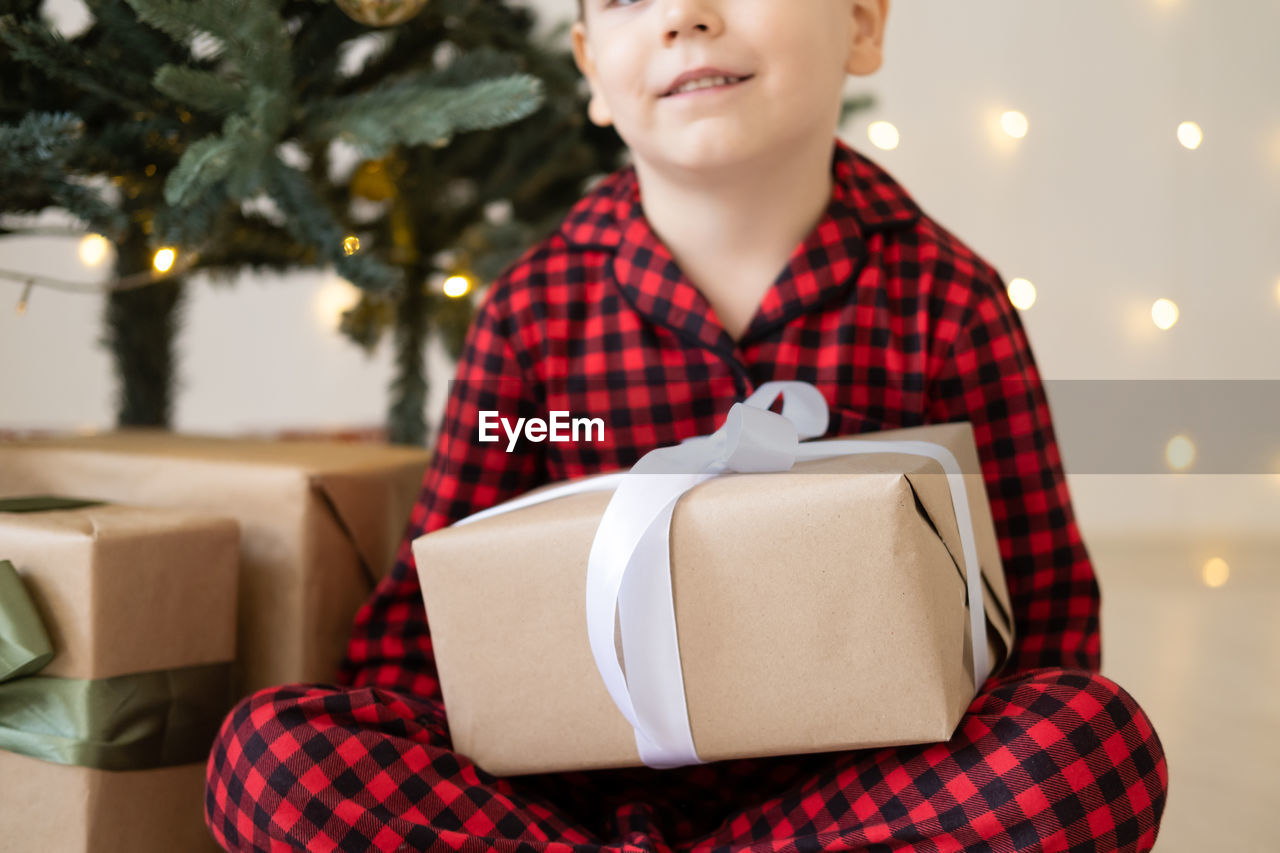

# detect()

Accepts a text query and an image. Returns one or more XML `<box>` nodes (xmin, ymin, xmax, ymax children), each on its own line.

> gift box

<box><xmin>0</xmin><ymin>431</ymin><xmax>432</xmax><ymax>694</ymax></box>
<box><xmin>412</xmin><ymin>382</ymin><xmax>1016</xmax><ymax>776</ymax></box>
<box><xmin>0</xmin><ymin>496</ymin><xmax>238</xmax><ymax>853</ymax></box>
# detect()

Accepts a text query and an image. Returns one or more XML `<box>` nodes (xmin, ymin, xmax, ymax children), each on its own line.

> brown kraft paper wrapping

<box><xmin>0</xmin><ymin>430</ymin><xmax>431</xmax><ymax>694</ymax></box>
<box><xmin>0</xmin><ymin>502</ymin><xmax>239</xmax><ymax>853</ymax></box>
<box><xmin>413</xmin><ymin>421</ymin><xmax>1015</xmax><ymax>777</ymax></box>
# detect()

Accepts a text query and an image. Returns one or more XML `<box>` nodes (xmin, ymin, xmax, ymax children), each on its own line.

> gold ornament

<box><xmin>335</xmin><ymin>0</ymin><xmax>430</xmax><ymax>27</ymax></box>
<box><xmin>349</xmin><ymin>158</ymin><xmax>399</xmax><ymax>201</ymax></box>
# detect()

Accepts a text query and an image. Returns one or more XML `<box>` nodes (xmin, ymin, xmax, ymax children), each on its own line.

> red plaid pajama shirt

<box><xmin>205</xmin><ymin>137</ymin><xmax>1168</xmax><ymax>852</ymax></box>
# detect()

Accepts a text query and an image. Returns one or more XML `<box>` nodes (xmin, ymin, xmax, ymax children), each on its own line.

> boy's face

<box><xmin>570</xmin><ymin>0</ymin><xmax>889</xmax><ymax>174</ymax></box>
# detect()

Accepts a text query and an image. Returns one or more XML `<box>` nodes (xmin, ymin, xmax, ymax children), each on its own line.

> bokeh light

<box><xmin>868</xmin><ymin>121</ymin><xmax>900</xmax><ymax>151</ymax></box>
<box><xmin>1165</xmin><ymin>434</ymin><xmax>1196</xmax><ymax>471</ymax></box>
<box><xmin>1152</xmin><ymin>298</ymin><xmax>1180</xmax><ymax>330</ymax></box>
<box><xmin>152</xmin><ymin>247</ymin><xmax>176</xmax><ymax>273</ymax></box>
<box><xmin>1001</xmin><ymin>110</ymin><xmax>1029</xmax><ymax>139</ymax></box>
<box><xmin>78</xmin><ymin>233</ymin><xmax>109</xmax><ymax>267</ymax></box>
<box><xmin>1177</xmin><ymin>121</ymin><xmax>1203</xmax><ymax>150</ymax></box>
<box><xmin>1007</xmin><ymin>278</ymin><xmax>1037</xmax><ymax>310</ymax></box>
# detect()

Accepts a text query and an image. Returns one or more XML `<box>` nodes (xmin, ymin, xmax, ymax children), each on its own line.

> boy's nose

<box><xmin>661</xmin><ymin>1</ymin><xmax>722</xmax><ymax>44</ymax></box>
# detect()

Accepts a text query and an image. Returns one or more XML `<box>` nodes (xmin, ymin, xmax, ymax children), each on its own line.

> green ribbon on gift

<box><xmin>0</xmin><ymin>496</ymin><xmax>234</xmax><ymax>771</ymax></box>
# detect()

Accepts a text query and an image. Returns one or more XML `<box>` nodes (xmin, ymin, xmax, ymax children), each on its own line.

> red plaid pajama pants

<box><xmin>204</xmin><ymin>666</ymin><xmax>1167</xmax><ymax>852</ymax></box>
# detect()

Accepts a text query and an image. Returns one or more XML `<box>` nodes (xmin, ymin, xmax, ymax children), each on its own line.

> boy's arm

<box><xmin>336</xmin><ymin>281</ymin><xmax>546</xmax><ymax>700</ymax></box>
<box><xmin>925</xmin><ymin>275</ymin><xmax>1102</xmax><ymax>676</ymax></box>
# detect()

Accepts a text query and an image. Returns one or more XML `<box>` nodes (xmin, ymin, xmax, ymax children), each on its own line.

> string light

<box><xmin>152</xmin><ymin>247</ymin><xmax>176</xmax><ymax>273</ymax></box>
<box><xmin>442</xmin><ymin>274</ymin><xmax>471</xmax><ymax>298</ymax></box>
<box><xmin>1151</xmin><ymin>298</ymin><xmax>1179</xmax><ymax>330</ymax></box>
<box><xmin>867</xmin><ymin>121</ymin><xmax>899</xmax><ymax>151</ymax></box>
<box><xmin>1177</xmin><ymin>121</ymin><xmax>1203</xmax><ymax>150</ymax></box>
<box><xmin>1165</xmin><ymin>434</ymin><xmax>1196</xmax><ymax>471</ymax></box>
<box><xmin>78</xmin><ymin>234</ymin><xmax>110</xmax><ymax>267</ymax></box>
<box><xmin>4</xmin><ymin>233</ymin><xmax>198</xmax><ymax>300</ymax></box>
<box><xmin>1000</xmin><ymin>110</ymin><xmax>1029</xmax><ymax>139</ymax></box>
<box><xmin>15</xmin><ymin>281</ymin><xmax>33</xmax><ymax>315</ymax></box>
<box><xmin>1201</xmin><ymin>557</ymin><xmax>1229</xmax><ymax>588</ymax></box>
<box><xmin>1007</xmin><ymin>278</ymin><xmax>1036</xmax><ymax>310</ymax></box>
<box><xmin>343</xmin><ymin>235</ymin><xmax>360</xmax><ymax>255</ymax></box>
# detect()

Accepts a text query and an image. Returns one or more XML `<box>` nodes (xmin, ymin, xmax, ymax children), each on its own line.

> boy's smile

<box><xmin>571</xmin><ymin>0</ymin><xmax>888</xmax><ymax>174</ymax></box>
<box><xmin>660</xmin><ymin>71</ymin><xmax>754</xmax><ymax>99</ymax></box>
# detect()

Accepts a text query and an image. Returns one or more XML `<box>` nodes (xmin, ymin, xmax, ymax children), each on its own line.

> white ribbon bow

<box><xmin>453</xmin><ymin>380</ymin><xmax>989</xmax><ymax>769</ymax></box>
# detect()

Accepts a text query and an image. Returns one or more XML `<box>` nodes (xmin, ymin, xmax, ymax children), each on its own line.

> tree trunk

<box><xmin>103</xmin><ymin>227</ymin><xmax>184</xmax><ymax>428</ymax></box>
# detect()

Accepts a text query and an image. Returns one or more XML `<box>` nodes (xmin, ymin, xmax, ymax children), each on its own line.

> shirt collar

<box><xmin>557</xmin><ymin>137</ymin><xmax>923</xmax><ymax>352</ymax></box>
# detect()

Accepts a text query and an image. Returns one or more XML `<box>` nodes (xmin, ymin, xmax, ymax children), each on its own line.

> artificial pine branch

<box><xmin>0</xmin><ymin>112</ymin><xmax>127</xmax><ymax>237</ymax></box>
<box><xmin>153</xmin><ymin>65</ymin><xmax>250</xmax><ymax>115</ymax></box>
<box><xmin>288</xmin><ymin>4</ymin><xmax>359</xmax><ymax>98</ymax></box>
<box><xmin>0</xmin><ymin>14</ymin><xmax>157</xmax><ymax>114</ymax></box>
<box><xmin>90</xmin><ymin>0</ymin><xmax>185</xmax><ymax>66</ymax></box>
<box><xmin>263</xmin><ymin>156</ymin><xmax>401</xmax><ymax>293</ymax></box>
<box><xmin>307</xmin><ymin>71</ymin><xmax>544</xmax><ymax>158</ymax></box>
<box><xmin>0</xmin><ymin>111</ymin><xmax>81</xmax><ymax>173</ymax></box>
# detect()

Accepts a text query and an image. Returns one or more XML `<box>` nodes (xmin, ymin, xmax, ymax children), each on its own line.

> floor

<box><xmin>1091</xmin><ymin>534</ymin><xmax>1278</xmax><ymax>852</ymax></box>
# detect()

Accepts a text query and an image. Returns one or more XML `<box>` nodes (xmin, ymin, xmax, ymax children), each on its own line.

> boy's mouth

<box><xmin>661</xmin><ymin>74</ymin><xmax>755</xmax><ymax>98</ymax></box>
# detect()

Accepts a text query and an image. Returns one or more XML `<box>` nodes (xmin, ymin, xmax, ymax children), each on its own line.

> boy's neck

<box><xmin>630</xmin><ymin>134</ymin><xmax>837</xmax><ymax>301</ymax></box>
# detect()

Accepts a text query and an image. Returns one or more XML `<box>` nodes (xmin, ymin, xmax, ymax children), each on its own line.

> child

<box><xmin>205</xmin><ymin>2</ymin><xmax>1168</xmax><ymax>850</ymax></box>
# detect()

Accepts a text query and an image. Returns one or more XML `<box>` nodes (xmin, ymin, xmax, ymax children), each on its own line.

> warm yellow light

<box><xmin>78</xmin><ymin>233</ymin><xmax>109</xmax><ymax>267</ymax></box>
<box><xmin>314</xmin><ymin>277</ymin><xmax>362</xmax><ymax>332</ymax></box>
<box><xmin>1151</xmin><ymin>298</ymin><xmax>1179</xmax><ymax>330</ymax></box>
<box><xmin>867</xmin><ymin>121</ymin><xmax>900</xmax><ymax>151</ymax></box>
<box><xmin>1201</xmin><ymin>557</ymin><xmax>1229</xmax><ymax>588</ymax></box>
<box><xmin>443</xmin><ymin>275</ymin><xmax>471</xmax><ymax>298</ymax></box>
<box><xmin>1001</xmin><ymin>110</ymin><xmax>1029</xmax><ymax>139</ymax></box>
<box><xmin>1007</xmin><ymin>278</ymin><xmax>1036</xmax><ymax>310</ymax></box>
<box><xmin>342</xmin><ymin>235</ymin><xmax>360</xmax><ymax>256</ymax></box>
<box><xmin>1177</xmin><ymin>121</ymin><xmax>1203</xmax><ymax>150</ymax></box>
<box><xmin>1165</xmin><ymin>434</ymin><xmax>1196</xmax><ymax>471</ymax></box>
<box><xmin>152</xmin><ymin>247</ymin><xmax>176</xmax><ymax>273</ymax></box>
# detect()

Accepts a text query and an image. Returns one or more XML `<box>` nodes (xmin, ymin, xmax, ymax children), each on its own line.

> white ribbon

<box><xmin>452</xmin><ymin>381</ymin><xmax>989</xmax><ymax>769</ymax></box>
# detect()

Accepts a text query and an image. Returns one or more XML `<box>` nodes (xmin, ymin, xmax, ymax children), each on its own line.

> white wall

<box><xmin>3</xmin><ymin>0</ymin><xmax>1278</xmax><ymax>536</ymax></box>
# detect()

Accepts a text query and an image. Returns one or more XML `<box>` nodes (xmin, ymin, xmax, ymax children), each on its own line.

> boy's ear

<box><xmin>570</xmin><ymin>21</ymin><xmax>615</xmax><ymax>128</ymax></box>
<box><xmin>845</xmin><ymin>0</ymin><xmax>890</xmax><ymax>77</ymax></box>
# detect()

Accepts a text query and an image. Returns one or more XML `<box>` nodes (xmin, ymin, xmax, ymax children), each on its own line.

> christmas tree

<box><xmin>1</xmin><ymin>0</ymin><xmax>873</xmax><ymax>445</ymax></box>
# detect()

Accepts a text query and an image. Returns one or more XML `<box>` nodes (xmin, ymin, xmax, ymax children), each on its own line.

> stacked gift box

<box><xmin>0</xmin><ymin>497</ymin><xmax>238</xmax><ymax>852</ymax></box>
<box><xmin>0</xmin><ymin>432</ymin><xmax>432</xmax><ymax>850</ymax></box>
<box><xmin>0</xmin><ymin>429</ymin><xmax>432</xmax><ymax>695</ymax></box>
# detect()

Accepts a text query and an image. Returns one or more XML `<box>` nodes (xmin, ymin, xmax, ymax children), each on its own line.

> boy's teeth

<box><xmin>670</xmin><ymin>75</ymin><xmax>741</xmax><ymax>95</ymax></box>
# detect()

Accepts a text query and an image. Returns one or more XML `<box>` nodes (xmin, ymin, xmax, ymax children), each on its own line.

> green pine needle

<box><xmin>308</xmin><ymin>72</ymin><xmax>544</xmax><ymax>159</ymax></box>
<box><xmin>154</xmin><ymin>64</ymin><xmax>250</xmax><ymax>115</ymax></box>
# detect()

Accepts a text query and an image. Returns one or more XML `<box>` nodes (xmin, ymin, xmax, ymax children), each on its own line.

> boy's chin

<box><xmin>626</xmin><ymin>132</ymin><xmax>762</xmax><ymax>166</ymax></box>
<box><xmin>644</xmin><ymin>141</ymin><xmax>787</xmax><ymax>176</ymax></box>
